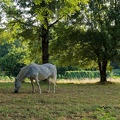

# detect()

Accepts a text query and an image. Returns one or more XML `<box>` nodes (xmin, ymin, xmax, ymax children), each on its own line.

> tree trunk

<box><xmin>40</xmin><ymin>1</ymin><xmax>59</xmax><ymax>64</ymax></box>
<box><xmin>41</xmin><ymin>25</ymin><xmax>49</xmax><ymax>64</ymax></box>
<box><xmin>98</xmin><ymin>60</ymin><xmax>108</xmax><ymax>83</ymax></box>
<box><xmin>40</xmin><ymin>0</ymin><xmax>49</xmax><ymax>64</ymax></box>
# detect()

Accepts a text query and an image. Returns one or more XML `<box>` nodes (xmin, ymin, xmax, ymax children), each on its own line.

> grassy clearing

<box><xmin>0</xmin><ymin>80</ymin><xmax>120</xmax><ymax>120</ymax></box>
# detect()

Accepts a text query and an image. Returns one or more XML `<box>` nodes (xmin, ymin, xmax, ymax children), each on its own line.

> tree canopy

<box><xmin>50</xmin><ymin>0</ymin><xmax>120</xmax><ymax>82</ymax></box>
<box><xmin>0</xmin><ymin>0</ymin><xmax>120</xmax><ymax>82</ymax></box>
<box><xmin>0</xmin><ymin>0</ymin><xmax>88</xmax><ymax>63</ymax></box>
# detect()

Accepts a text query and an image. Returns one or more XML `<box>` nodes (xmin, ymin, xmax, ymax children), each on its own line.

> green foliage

<box><xmin>96</xmin><ymin>107</ymin><xmax>116</xmax><ymax>120</ymax></box>
<box><xmin>0</xmin><ymin>75</ymin><xmax>14</xmax><ymax>82</ymax></box>
<box><xmin>50</xmin><ymin>23</ymin><xmax>85</xmax><ymax>66</ymax></box>
<box><xmin>1</xmin><ymin>0</ymin><xmax>120</xmax><ymax>81</ymax></box>
<box><xmin>58</xmin><ymin>69</ymin><xmax>120</xmax><ymax>79</ymax></box>
<box><xmin>50</xmin><ymin>0</ymin><xmax>120</xmax><ymax>82</ymax></box>
<box><xmin>65</xmin><ymin>71</ymin><xmax>100</xmax><ymax>79</ymax></box>
<box><xmin>112</xmin><ymin>69</ymin><xmax>120</xmax><ymax>77</ymax></box>
<box><xmin>0</xmin><ymin>51</ymin><xmax>25</xmax><ymax>77</ymax></box>
<box><xmin>58</xmin><ymin>70</ymin><xmax>111</xmax><ymax>79</ymax></box>
<box><xmin>0</xmin><ymin>41</ymin><xmax>29</xmax><ymax>76</ymax></box>
<box><xmin>1</xmin><ymin>0</ymin><xmax>88</xmax><ymax>63</ymax></box>
<box><xmin>0</xmin><ymin>41</ymin><xmax>11</xmax><ymax>57</ymax></box>
<box><xmin>80</xmin><ymin>29</ymin><xmax>118</xmax><ymax>62</ymax></box>
<box><xmin>57</xmin><ymin>66</ymin><xmax>79</xmax><ymax>79</ymax></box>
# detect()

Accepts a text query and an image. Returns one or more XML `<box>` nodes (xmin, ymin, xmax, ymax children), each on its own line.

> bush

<box><xmin>58</xmin><ymin>70</ymin><xmax>111</xmax><ymax>79</ymax></box>
<box><xmin>112</xmin><ymin>69</ymin><xmax>120</xmax><ymax>76</ymax></box>
<box><xmin>0</xmin><ymin>75</ymin><xmax>15</xmax><ymax>82</ymax></box>
<box><xmin>65</xmin><ymin>71</ymin><xmax>100</xmax><ymax>79</ymax></box>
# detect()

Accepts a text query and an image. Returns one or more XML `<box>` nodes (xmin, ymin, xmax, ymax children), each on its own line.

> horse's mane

<box><xmin>16</xmin><ymin>63</ymin><xmax>35</xmax><ymax>79</ymax></box>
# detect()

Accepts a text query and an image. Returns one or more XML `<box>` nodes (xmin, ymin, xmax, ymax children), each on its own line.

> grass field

<box><xmin>0</xmin><ymin>80</ymin><xmax>120</xmax><ymax>120</ymax></box>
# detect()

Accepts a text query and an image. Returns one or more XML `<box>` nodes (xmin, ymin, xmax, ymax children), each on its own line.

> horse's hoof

<box><xmin>14</xmin><ymin>90</ymin><xmax>18</xmax><ymax>93</ymax></box>
<box><xmin>32</xmin><ymin>91</ymin><xmax>35</xmax><ymax>93</ymax></box>
<box><xmin>46</xmin><ymin>90</ymin><xmax>50</xmax><ymax>93</ymax></box>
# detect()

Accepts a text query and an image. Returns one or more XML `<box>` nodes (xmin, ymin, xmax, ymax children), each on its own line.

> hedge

<box><xmin>58</xmin><ymin>71</ymin><xmax>111</xmax><ymax>79</ymax></box>
<box><xmin>112</xmin><ymin>69</ymin><xmax>120</xmax><ymax>76</ymax></box>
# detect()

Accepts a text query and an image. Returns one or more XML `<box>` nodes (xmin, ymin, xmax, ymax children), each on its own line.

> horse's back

<box><xmin>16</xmin><ymin>63</ymin><xmax>57</xmax><ymax>81</ymax></box>
<box><xmin>28</xmin><ymin>63</ymin><xmax>53</xmax><ymax>80</ymax></box>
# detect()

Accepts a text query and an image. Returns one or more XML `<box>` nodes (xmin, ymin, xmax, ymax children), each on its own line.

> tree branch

<box><xmin>48</xmin><ymin>19</ymin><xmax>59</xmax><ymax>28</ymax></box>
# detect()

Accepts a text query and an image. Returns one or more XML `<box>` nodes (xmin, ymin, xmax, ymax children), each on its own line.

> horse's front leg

<box><xmin>30</xmin><ymin>79</ymin><xmax>35</xmax><ymax>93</ymax></box>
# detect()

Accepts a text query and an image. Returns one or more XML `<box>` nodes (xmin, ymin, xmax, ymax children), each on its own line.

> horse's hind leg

<box><xmin>47</xmin><ymin>78</ymin><xmax>51</xmax><ymax>93</ymax></box>
<box><xmin>53</xmin><ymin>81</ymin><xmax>55</xmax><ymax>93</ymax></box>
<box><xmin>47</xmin><ymin>78</ymin><xmax>56</xmax><ymax>93</ymax></box>
<box><xmin>35</xmin><ymin>77</ymin><xmax>41</xmax><ymax>94</ymax></box>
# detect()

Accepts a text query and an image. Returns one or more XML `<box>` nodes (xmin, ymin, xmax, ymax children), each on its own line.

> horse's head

<box><xmin>14</xmin><ymin>78</ymin><xmax>21</xmax><ymax>93</ymax></box>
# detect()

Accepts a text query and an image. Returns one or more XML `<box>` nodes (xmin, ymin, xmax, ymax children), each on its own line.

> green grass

<box><xmin>0</xmin><ymin>82</ymin><xmax>120</xmax><ymax>120</ymax></box>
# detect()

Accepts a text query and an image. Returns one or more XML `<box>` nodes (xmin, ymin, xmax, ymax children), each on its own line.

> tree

<box><xmin>50</xmin><ymin>0</ymin><xmax>120</xmax><ymax>83</ymax></box>
<box><xmin>81</xmin><ymin>30</ymin><xmax>118</xmax><ymax>83</ymax></box>
<box><xmin>50</xmin><ymin>22</ymin><xmax>84</xmax><ymax>66</ymax></box>
<box><xmin>0</xmin><ymin>40</ymin><xmax>28</xmax><ymax>76</ymax></box>
<box><xmin>1</xmin><ymin>0</ymin><xmax>87</xmax><ymax>63</ymax></box>
<box><xmin>84</xmin><ymin>0</ymin><xmax>120</xmax><ymax>83</ymax></box>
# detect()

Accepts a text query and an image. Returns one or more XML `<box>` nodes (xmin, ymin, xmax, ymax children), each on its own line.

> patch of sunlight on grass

<box><xmin>56</xmin><ymin>78</ymin><xmax>120</xmax><ymax>84</ymax></box>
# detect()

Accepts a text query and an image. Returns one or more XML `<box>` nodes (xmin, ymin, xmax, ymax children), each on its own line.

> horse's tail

<box><xmin>49</xmin><ymin>65</ymin><xmax>57</xmax><ymax>85</ymax></box>
<box><xmin>52</xmin><ymin>65</ymin><xmax>57</xmax><ymax>79</ymax></box>
<box><xmin>43</xmin><ymin>63</ymin><xmax>57</xmax><ymax>85</ymax></box>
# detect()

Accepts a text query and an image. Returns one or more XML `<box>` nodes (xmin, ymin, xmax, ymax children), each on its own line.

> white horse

<box><xmin>14</xmin><ymin>63</ymin><xmax>57</xmax><ymax>94</ymax></box>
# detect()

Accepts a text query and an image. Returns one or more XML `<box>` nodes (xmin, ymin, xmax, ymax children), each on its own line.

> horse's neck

<box><xmin>17</xmin><ymin>73</ymin><xmax>27</xmax><ymax>82</ymax></box>
<box><xmin>17</xmin><ymin>66</ymin><xmax>28</xmax><ymax>81</ymax></box>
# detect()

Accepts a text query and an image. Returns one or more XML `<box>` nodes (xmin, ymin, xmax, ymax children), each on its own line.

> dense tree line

<box><xmin>0</xmin><ymin>0</ymin><xmax>120</xmax><ymax>82</ymax></box>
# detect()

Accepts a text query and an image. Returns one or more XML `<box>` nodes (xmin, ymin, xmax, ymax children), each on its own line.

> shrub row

<box><xmin>0</xmin><ymin>76</ymin><xmax>14</xmax><ymax>81</ymax></box>
<box><xmin>112</xmin><ymin>69</ymin><xmax>120</xmax><ymax>76</ymax></box>
<box><xmin>0</xmin><ymin>69</ymin><xmax>120</xmax><ymax>80</ymax></box>
<box><xmin>58</xmin><ymin>71</ymin><xmax>111</xmax><ymax>79</ymax></box>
